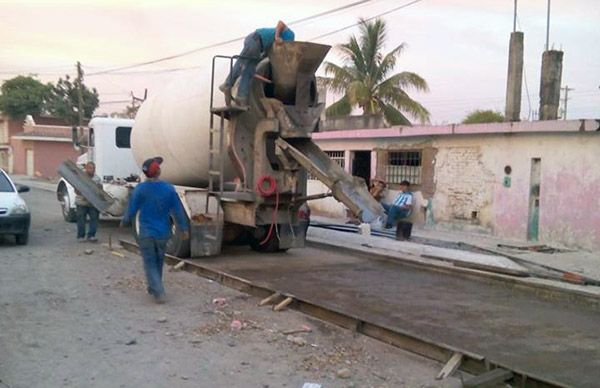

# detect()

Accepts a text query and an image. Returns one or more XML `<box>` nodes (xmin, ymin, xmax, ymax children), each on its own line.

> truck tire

<box><xmin>132</xmin><ymin>212</ymin><xmax>191</xmax><ymax>258</ymax></box>
<box><xmin>58</xmin><ymin>184</ymin><xmax>76</xmax><ymax>223</ymax></box>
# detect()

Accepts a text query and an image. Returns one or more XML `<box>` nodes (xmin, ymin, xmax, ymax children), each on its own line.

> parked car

<box><xmin>0</xmin><ymin>169</ymin><xmax>31</xmax><ymax>245</ymax></box>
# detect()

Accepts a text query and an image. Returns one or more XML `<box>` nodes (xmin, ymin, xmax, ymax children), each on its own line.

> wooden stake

<box><xmin>273</xmin><ymin>296</ymin><xmax>293</xmax><ymax>312</ymax></box>
<box><xmin>259</xmin><ymin>292</ymin><xmax>281</xmax><ymax>306</ymax></box>
<box><xmin>436</xmin><ymin>352</ymin><xmax>463</xmax><ymax>380</ymax></box>
<box><xmin>173</xmin><ymin>261</ymin><xmax>185</xmax><ymax>271</ymax></box>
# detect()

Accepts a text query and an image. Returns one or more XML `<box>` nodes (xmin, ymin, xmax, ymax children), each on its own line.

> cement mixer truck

<box><xmin>57</xmin><ymin>41</ymin><xmax>383</xmax><ymax>257</ymax></box>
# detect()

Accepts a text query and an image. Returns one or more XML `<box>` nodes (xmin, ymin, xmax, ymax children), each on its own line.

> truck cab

<box><xmin>57</xmin><ymin>117</ymin><xmax>140</xmax><ymax>221</ymax></box>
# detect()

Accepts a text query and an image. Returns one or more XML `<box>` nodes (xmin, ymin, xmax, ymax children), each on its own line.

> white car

<box><xmin>0</xmin><ymin>169</ymin><xmax>31</xmax><ymax>245</ymax></box>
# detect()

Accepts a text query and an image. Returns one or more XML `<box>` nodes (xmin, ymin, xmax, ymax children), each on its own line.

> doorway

<box><xmin>352</xmin><ymin>151</ymin><xmax>371</xmax><ymax>186</ymax></box>
<box><xmin>527</xmin><ymin>158</ymin><xmax>541</xmax><ymax>241</ymax></box>
<box><xmin>26</xmin><ymin>149</ymin><xmax>34</xmax><ymax>177</ymax></box>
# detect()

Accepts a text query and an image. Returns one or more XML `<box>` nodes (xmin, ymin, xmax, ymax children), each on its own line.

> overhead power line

<box><xmin>88</xmin><ymin>0</ymin><xmax>425</xmax><ymax>77</ymax></box>
<box><xmin>87</xmin><ymin>0</ymin><xmax>376</xmax><ymax>77</ymax></box>
<box><xmin>310</xmin><ymin>0</ymin><xmax>425</xmax><ymax>41</ymax></box>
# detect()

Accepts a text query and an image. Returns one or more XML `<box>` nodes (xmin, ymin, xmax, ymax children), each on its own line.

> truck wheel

<box><xmin>132</xmin><ymin>213</ymin><xmax>191</xmax><ymax>258</ymax></box>
<box><xmin>15</xmin><ymin>232</ymin><xmax>29</xmax><ymax>245</ymax></box>
<box><xmin>59</xmin><ymin>188</ymin><xmax>76</xmax><ymax>223</ymax></box>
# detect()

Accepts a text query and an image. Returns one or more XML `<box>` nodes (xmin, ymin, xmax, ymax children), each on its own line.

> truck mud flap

<box><xmin>57</xmin><ymin>160</ymin><xmax>116</xmax><ymax>214</ymax></box>
<box><xmin>275</xmin><ymin>138</ymin><xmax>384</xmax><ymax>223</ymax></box>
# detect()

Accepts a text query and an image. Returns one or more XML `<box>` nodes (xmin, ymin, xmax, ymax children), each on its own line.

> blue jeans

<box><xmin>76</xmin><ymin>205</ymin><xmax>99</xmax><ymax>238</ymax></box>
<box><xmin>138</xmin><ymin>237</ymin><xmax>169</xmax><ymax>297</ymax></box>
<box><xmin>382</xmin><ymin>203</ymin><xmax>410</xmax><ymax>229</ymax></box>
<box><xmin>225</xmin><ymin>32</ymin><xmax>262</xmax><ymax>100</ymax></box>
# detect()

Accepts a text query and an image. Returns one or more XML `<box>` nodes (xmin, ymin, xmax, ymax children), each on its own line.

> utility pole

<box><xmin>513</xmin><ymin>0</ymin><xmax>517</xmax><ymax>32</ymax></box>
<box><xmin>545</xmin><ymin>0</ymin><xmax>551</xmax><ymax>51</ymax></box>
<box><xmin>561</xmin><ymin>85</ymin><xmax>574</xmax><ymax>120</ymax></box>
<box><xmin>76</xmin><ymin>61</ymin><xmax>84</xmax><ymax>127</ymax></box>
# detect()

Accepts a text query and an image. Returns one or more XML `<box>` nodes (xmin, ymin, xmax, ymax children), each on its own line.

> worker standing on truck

<box><xmin>122</xmin><ymin>157</ymin><xmax>189</xmax><ymax>304</ymax></box>
<box><xmin>75</xmin><ymin>161</ymin><xmax>102</xmax><ymax>242</ymax></box>
<box><xmin>382</xmin><ymin>180</ymin><xmax>413</xmax><ymax>229</ymax></box>
<box><xmin>220</xmin><ymin>20</ymin><xmax>295</xmax><ymax>108</ymax></box>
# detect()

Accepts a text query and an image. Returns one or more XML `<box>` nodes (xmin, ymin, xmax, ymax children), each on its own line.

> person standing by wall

<box><xmin>122</xmin><ymin>157</ymin><xmax>189</xmax><ymax>304</ymax></box>
<box><xmin>75</xmin><ymin>161</ymin><xmax>102</xmax><ymax>242</ymax></box>
<box><xmin>382</xmin><ymin>180</ymin><xmax>413</xmax><ymax>229</ymax></box>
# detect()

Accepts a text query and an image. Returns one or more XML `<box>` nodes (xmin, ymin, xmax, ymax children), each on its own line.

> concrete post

<box><xmin>504</xmin><ymin>31</ymin><xmax>524</xmax><ymax>122</ymax></box>
<box><xmin>539</xmin><ymin>50</ymin><xmax>563</xmax><ymax>120</ymax></box>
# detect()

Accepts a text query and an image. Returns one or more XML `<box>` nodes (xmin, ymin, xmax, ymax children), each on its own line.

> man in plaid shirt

<box><xmin>382</xmin><ymin>180</ymin><xmax>413</xmax><ymax>229</ymax></box>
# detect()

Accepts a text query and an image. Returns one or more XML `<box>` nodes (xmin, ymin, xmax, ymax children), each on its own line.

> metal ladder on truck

<box><xmin>207</xmin><ymin>54</ymin><xmax>248</xmax><ymax>213</ymax></box>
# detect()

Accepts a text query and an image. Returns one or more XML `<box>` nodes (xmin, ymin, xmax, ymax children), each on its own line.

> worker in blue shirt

<box><xmin>220</xmin><ymin>20</ymin><xmax>295</xmax><ymax>108</ymax></box>
<box><xmin>122</xmin><ymin>156</ymin><xmax>189</xmax><ymax>303</ymax></box>
<box><xmin>382</xmin><ymin>180</ymin><xmax>413</xmax><ymax>229</ymax></box>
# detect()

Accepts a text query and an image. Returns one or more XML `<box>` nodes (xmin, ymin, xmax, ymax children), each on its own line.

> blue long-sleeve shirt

<box><xmin>123</xmin><ymin>180</ymin><xmax>188</xmax><ymax>239</ymax></box>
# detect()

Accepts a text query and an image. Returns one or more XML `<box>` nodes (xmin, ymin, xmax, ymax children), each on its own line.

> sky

<box><xmin>1</xmin><ymin>0</ymin><xmax>599</xmax><ymax>124</ymax></box>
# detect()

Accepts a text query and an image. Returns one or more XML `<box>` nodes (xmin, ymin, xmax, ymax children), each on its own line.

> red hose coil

<box><xmin>256</xmin><ymin>175</ymin><xmax>279</xmax><ymax>246</ymax></box>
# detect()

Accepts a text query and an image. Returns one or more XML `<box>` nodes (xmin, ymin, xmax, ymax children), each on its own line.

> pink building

<box><xmin>309</xmin><ymin>119</ymin><xmax>600</xmax><ymax>251</ymax></box>
<box><xmin>0</xmin><ymin>115</ymin><xmax>80</xmax><ymax>179</ymax></box>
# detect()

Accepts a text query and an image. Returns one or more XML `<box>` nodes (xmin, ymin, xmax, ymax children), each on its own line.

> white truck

<box><xmin>57</xmin><ymin>117</ymin><xmax>139</xmax><ymax>224</ymax></box>
<box><xmin>57</xmin><ymin>41</ymin><xmax>383</xmax><ymax>258</ymax></box>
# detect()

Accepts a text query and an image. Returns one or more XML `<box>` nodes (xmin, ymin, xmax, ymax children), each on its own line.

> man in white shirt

<box><xmin>382</xmin><ymin>180</ymin><xmax>413</xmax><ymax>229</ymax></box>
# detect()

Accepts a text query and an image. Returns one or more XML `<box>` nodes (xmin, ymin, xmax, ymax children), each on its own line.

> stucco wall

<box><xmin>429</xmin><ymin>132</ymin><xmax>600</xmax><ymax>251</ymax></box>
<box><xmin>32</xmin><ymin>141</ymin><xmax>79</xmax><ymax>179</ymax></box>
<box><xmin>10</xmin><ymin>139</ymin><xmax>78</xmax><ymax>179</ymax></box>
<box><xmin>311</xmin><ymin>130</ymin><xmax>600</xmax><ymax>251</ymax></box>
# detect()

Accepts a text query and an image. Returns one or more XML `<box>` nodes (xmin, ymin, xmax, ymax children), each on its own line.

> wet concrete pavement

<box><xmin>200</xmin><ymin>245</ymin><xmax>600</xmax><ymax>387</ymax></box>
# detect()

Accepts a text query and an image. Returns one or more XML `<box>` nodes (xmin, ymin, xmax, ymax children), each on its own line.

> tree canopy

<box><xmin>462</xmin><ymin>109</ymin><xmax>504</xmax><ymax>124</ymax></box>
<box><xmin>0</xmin><ymin>73</ymin><xmax>99</xmax><ymax>124</ymax></box>
<box><xmin>323</xmin><ymin>18</ymin><xmax>430</xmax><ymax>126</ymax></box>
<box><xmin>0</xmin><ymin>76</ymin><xmax>51</xmax><ymax>119</ymax></box>
<box><xmin>46</xmin><ymin>75</ymin><xmax>99</xmax><ymax>125</ymax></box>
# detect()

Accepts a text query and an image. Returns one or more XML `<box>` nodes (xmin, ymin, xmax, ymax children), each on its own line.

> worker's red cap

<box><xmin>142</xmin><ymin>156</ymin><xmax>163</xmax><ymax>178</ymax></box>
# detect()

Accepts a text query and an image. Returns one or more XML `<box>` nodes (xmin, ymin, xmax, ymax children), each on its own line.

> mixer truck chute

<box><xmin>58</xmin><ymin>41</ymin><xmax>383</xmax><ymax>257</ymax></box>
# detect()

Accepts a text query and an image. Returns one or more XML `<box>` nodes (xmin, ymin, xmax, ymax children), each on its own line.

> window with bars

<box><xmin>385</xmin><ymin>150</ymin><xmax>422</xmax><ymax>184</ymax></box>
<box><xmin>308</xmin><ymin>150</ymin><xmax>345</xmax><ymax>180</ymax></box>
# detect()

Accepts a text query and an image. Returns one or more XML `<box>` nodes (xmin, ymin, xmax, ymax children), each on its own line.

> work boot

<box><xmin>219</xmin><ymin>83</ymin><xmax>232</xmax><ymax>106</ymax></box>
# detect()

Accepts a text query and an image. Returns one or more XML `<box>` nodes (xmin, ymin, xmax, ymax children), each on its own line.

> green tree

<box><xmin>323</xmin><ymin>18</ymin><xmax>430</xmax><ymax>126</ymax></box>
<box><xmin>0</xmin><ymin>75</ymin><xmax>51</xmax><ymax>119</ymax></box>
<box><xmin>47</xmin><ymin>75</ymin><xmax>99</xmax><ymax>125</ymax></box>
<box><xmin>462</xmin><ymin>109</ymin><xmax>504</xmax><ymax>124</ymax></box>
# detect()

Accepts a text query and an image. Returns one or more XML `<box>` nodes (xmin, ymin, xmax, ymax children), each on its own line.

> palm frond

<box><xmin>383</xmin><ymin>88</ymin><xmax>431</xmax><ymax>124</ymax></box>
<box><xmin>373</xmin><ymin>43</ymin><xmax>405</xmax><ymax>83</ymax></box>
<box><xmin>325</xmin><ymin>94</ymin><xmax>352</xmax><ymax>117</ymax></box>
<box><xmin>338</xmin><ymin>36</ymin><xmax>367</xmax><ymax>76</ymax></box>
<box><xmin>377</xmin><ymin>71</ymin><xmax>429</xmax><ymax>94</ymax></box>
<box><xmin>377</xmin><ymin>100</ymin><xmax>412</xmax><ymax>126</ymax></box>
<box><xmin>323</xmin><ymin>62</ymin><xmax>355</xmax><ymax>94</ymax></box>
<box><xmin>358</xmin><ymin>18</ymin><xmax>386</xmax><ymax>77</ymax></box>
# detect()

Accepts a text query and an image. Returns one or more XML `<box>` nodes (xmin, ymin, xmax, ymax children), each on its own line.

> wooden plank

<box><xmin>436</xmin><ymin>352</ymin><xmax>463</xmax><ymax>380</ymax></box>
<box><xmin>463</xmin><ymin>368</ymin><xmax>513</xmax><ymax>387</ymax></box>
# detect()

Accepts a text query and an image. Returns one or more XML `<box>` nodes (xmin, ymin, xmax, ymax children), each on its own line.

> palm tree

<box><xmin>323</xmin><ymin>18</ymin><xmax>430</xmax><ymax>125</ymax></box>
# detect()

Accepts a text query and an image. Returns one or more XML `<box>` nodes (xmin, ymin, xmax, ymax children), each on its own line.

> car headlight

<box><xmin>11</xmin><ymin>203</ymin><xmax>29</xmax><ymax>215</ymax></box>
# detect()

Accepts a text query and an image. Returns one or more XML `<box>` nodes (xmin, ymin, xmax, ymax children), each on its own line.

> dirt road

<box><xmin>0</xmin><ymin>188</ymin><xmax>460</xmax><ymax>388</ymax></box>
